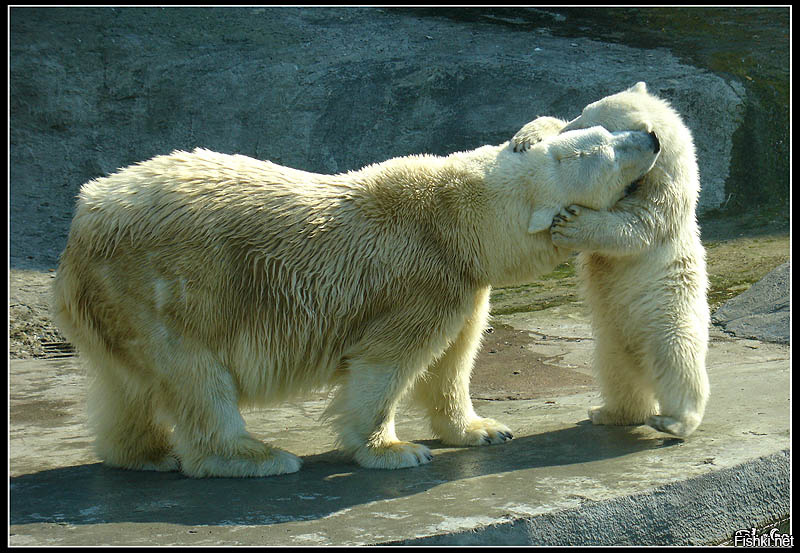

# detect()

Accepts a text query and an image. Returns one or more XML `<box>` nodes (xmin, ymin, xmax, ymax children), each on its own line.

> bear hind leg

<box><xmin>87</xmin><ymin>359</ymin><xmax>180</xmax><ymax>473</ymax></box>
<box><xmin>589</xmin><ymin>336</ymin><xmax>659</xmax><ymax>426</ymax></box>
<box><xmin>645</xmin><ymin>336</ymin><xmax>709</xmax><ymax>438</ymax></box>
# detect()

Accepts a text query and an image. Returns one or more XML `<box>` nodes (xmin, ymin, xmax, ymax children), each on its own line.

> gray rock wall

<box><xmin>712</xmin><ymin>262</ymin><xmax>790</xmax><ymax>344</ymax></box>
<box><xmin>10</xmin><ymin>7</ymin><xmax>752</xmax><ymax>268</ymax></box>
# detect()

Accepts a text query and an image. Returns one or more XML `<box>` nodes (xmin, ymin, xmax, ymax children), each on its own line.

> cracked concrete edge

<box><xmin>387</xmin><ymin>449</ymin><xmax>790</xmax><ymax>546</ymax></box>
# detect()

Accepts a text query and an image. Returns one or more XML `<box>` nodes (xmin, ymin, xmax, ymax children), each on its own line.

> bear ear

<box><xmin>527</xmin><ymin>206</ymin><xmax>560</xmax><ymax>234</ymax></box>
<box><xmin>630</xmin><ymin>81</ymin><xmax>647</xmax><ymax>94</ymax></box>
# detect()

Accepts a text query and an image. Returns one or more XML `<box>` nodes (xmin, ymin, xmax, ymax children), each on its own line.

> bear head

<box><xmin>559</xmin><ymin>82</ymin><xmax>698</xmax><ymax>201</ymax></box>
<box><xmin>521</xmin><ymin>124</ymin><xmax>661</xmax><ymax>233</ymax></box>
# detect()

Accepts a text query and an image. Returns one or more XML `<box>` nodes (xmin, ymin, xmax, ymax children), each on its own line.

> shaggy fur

<box><xmin>53</xmin><ymin>124</ymin><xmax>659</xmax><ymax>477</ymax></box>
<box><xmin>513</xmin><ymin>82</ymin><xmax>710</xmax><ymax>438</ymax></box>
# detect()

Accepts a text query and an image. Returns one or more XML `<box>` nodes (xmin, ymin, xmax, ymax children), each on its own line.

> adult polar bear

<box><xmin>514</xmin><ymin>82</ymin><xmax>710</xmax><ymax>438</ymax></box>
<box><xmin>53</xmin><ymin>125</ymin><xmax>659</xmax><ymax>478</ymax></box>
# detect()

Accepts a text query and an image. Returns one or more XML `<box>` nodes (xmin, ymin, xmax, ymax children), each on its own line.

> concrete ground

<box><xmin>9</xmin><ymin>304</ymin><xmax>790</xmax><ymax>546</ymax></box>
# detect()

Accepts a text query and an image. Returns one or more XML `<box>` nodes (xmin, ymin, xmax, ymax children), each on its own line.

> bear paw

<box><xmin>513</xmin><ymin>138</ymin><xmax>532</xmax><ymax>153</ymax></box>
<box><xmin>353</xmin><ymin>441</ymin><xmax>433</xmax><ymax>470</ymax></box>
<box><xmin>98</xmin><ymin>446</ymin><xmax>182</xmax><ymax>473</ymax></box>
<box><xmin>551</xmin><ymin>204</ymin><xmax>582</xmax><ymax>225</ymax></box>
<box><xmin>646</xmin><ymin>415</ymin><xmax>699</xmax><ymax>438</ymax></box>
<box><xmin>180</xmin><ymin>440</ymin><xmax>303</xmax><ymax>478</ymax></box>
<box><xmin>551</xmin><ymin>205</ymin><xmax>593</xmax><ymax>249</ymax></box>
<box><xmin>438</xmin><ymin>417</ymin><xmax>514</xmax><ymax>447</ymax></box>
<box><xmin>588</xmin><ymin>405</ymin><xmax>614</xmax><ymax>425</ymax></box>
<box><xmin>588</xmin><ymin>405</ymin><xmax>647</xmax><ymax>426</ymax></box>
<box><xmin>511</xmin><ymin>116</ymin><xmax>567</xmax><ymax>152</ymax></box>
<box><xmin>139</xmin><ymin>453</ymin><xmax>181</xmax><ymax>472</ymax></box>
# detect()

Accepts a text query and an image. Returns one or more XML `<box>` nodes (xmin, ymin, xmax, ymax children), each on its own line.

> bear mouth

<box><xmin>624</xmin><ymin>177</ymin><xmax>642</xmax><ymax>197</ymax></box>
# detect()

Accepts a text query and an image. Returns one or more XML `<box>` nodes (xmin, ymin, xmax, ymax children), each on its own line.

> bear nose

<box><xmin>649</xmin><ymin>131</ymin><xmax>660</xmax><ymax>153</ymax></box>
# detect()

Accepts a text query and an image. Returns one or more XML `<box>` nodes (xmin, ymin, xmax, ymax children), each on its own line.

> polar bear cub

<box><xmin>53</xmin><ymin>123</ymin><xmax>659</xmax><ymax>478</ymax></box>
<box><xmin>514</xmin><ymin>82</ymin><xmax>710</xmax><ymax>438</ymax></box>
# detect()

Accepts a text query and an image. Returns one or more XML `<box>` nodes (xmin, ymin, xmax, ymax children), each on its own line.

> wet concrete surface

<box><xmin>9</xmin><ymin>305</ymin><xmax>790</xmax><ymax>545</ymax></box>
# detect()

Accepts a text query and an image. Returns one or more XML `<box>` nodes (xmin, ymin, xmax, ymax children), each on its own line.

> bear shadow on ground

<box><xmin>10</xmin><ymin>423</ymin><xmax>680</xmax><ymax>527</ymax></box>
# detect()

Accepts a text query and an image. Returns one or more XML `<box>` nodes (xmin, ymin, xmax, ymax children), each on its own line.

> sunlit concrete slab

<box><xmin>9</xmin><ymin>307</ymin><xmax>789</xmax><ymax>546</ymax></box>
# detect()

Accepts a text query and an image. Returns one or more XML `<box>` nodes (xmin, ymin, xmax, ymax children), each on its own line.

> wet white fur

<box><xmin>515</xmin><ymin>82</ymin><xmax>710</xmax><ymax>438</ymax></box>
<box><xmin>53</xmin><ymin>124</ymin><xmax>659</xmax><ymax>477</ymax></box>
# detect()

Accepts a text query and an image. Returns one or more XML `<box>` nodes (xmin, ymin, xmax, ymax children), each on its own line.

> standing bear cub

<box><xmin>53</xmin><ymin>123</ymin><xmax>659</xmax><ymax>478</ymax></box>
<box><xmin>514</xmin><ymin>82</ymin><xmax>710</xmax><ymax>438</ymax></box>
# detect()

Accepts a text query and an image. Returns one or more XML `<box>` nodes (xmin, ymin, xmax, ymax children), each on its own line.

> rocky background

<box><xmin>8</xmin><ymin>7</ymin><xmax>790</xmax><ymax>357</ymax></box>
<box><xmin>10</xmin><ymin>7</ymin><xmax>789</xmax><ymax>269</ymax></box>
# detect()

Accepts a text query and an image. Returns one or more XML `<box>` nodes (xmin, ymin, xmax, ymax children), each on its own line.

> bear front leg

<box><xmin>586</xmin><ymin>326</ymin><xmax>659</xmax><ymax>427</ymax></box>
<box><xmin>412</xmin><ymin>287</ymin><xmax>513</xmax><ymax>446</ymax></box>
<box><xmin>550</xmin><ymin>203</ymin><xmax>657</xmax><ymax>256</ymax></box>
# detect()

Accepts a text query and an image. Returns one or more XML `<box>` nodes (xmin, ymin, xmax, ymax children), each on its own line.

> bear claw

<box><xmin>513</xmin><ymin>140</ymin><xmax>531</xmax><ymax>153</ymax></box>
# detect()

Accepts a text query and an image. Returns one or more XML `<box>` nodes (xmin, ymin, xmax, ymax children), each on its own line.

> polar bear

<box><xmin>513</xmin><ymin>82</ymin><xmax>710</xmax><ymax>438</ymax></box>
<box><xmin>53</xmin><ymin>124</ymin><xmax>659</xmax><ymax>478</ymax></box>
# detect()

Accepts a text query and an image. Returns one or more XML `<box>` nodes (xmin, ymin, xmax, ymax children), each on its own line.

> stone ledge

<box><xmin>9</xmin><ymin>320</ymin><xmax>789</xmax><ymax>545</ymax></box>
